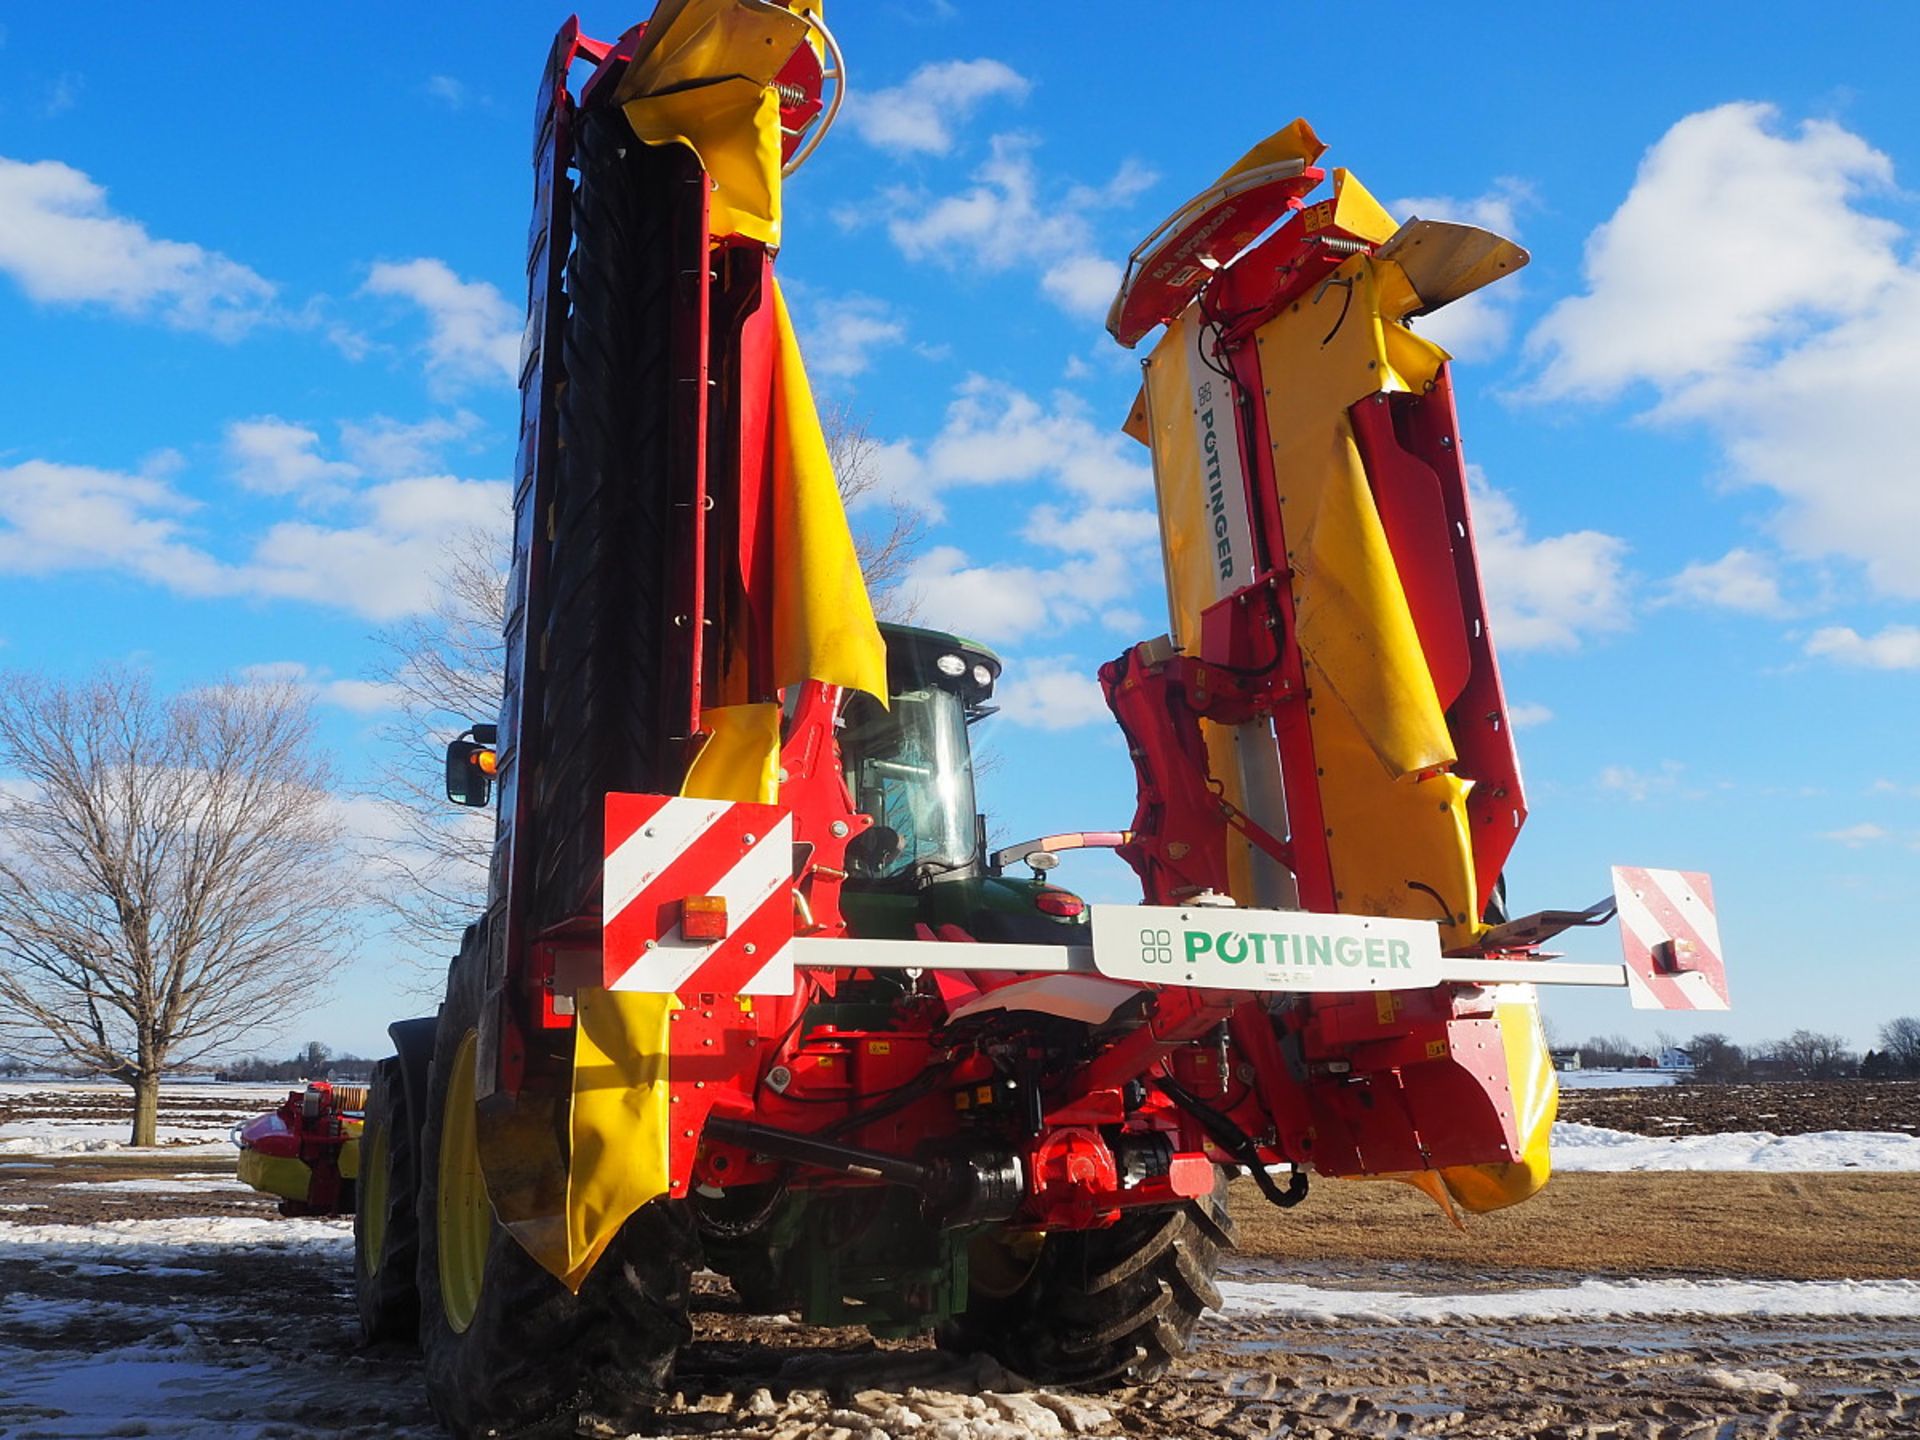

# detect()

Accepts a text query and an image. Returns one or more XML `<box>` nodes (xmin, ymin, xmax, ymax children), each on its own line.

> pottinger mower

<box><xmin>237</xmin><ymin>4</ymin><xmax>1729</xmax><ymax>1435</ymax></box>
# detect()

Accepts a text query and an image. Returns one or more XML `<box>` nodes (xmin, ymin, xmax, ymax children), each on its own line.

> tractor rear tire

<box><xmin>414</xmin><ymin>929</ymin><xmax>697</xmax><ymax>1439</ymax></box>
<box><xmin>353</xmin><ymin>1058</ymin><xmax>419</xmax><ymax>1344</ymax></box>
<box><xmin>937</xmin><ymin>1170</ymin><xmax>1236</xmax><ymax>1386</ymax></box>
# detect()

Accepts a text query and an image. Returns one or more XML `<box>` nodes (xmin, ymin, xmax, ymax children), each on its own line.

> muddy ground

<box><xmin>1559</xmin><ymin>1078</ymin><xmax>1920</xmax><ymax>1138</ymax></box>
<box><xmin>3</xmin><ymin>1082</ymin><xmax>1920</xmax><ymax>1437</ymax></box>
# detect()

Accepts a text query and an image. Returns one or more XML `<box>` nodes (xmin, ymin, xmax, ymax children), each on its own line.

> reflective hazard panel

<box><xmin>1612</xmin><ymin>866</ymin><xmax>1728</xmax><ymax>1011</ymax></box>
<box><xmin>602</xmin><ymin>793</ymin><xmax>795</xmax><ymax>996</ymax></box>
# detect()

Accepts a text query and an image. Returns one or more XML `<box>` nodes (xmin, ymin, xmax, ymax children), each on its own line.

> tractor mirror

<box><xmin>445</xmin><ymin>738</ymin><xmax>494</xmax><ymax>808</ymax></box>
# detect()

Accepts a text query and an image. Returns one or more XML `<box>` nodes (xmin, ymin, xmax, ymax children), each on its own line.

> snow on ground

<box><xmin>1215</xmin><ymin>1275</ymin><xmax>1920</xmax><ymax>1323</ymax></box>
<box><xmin>0</xmin><ymin>1125</ymin><xmax>235</xmax><ymax>1156</ymax></box>
<box><xmin>1553</xmin><ymin>1121</ymin><xmax>1920</xmax><ymax>1171</ymax></box>
<box><xmin>0</xmin><ymin>1215</ymin><xmax>350</xmax><ymax>1259</ymax></box>
<box><xmin>55</xmin><ymin>1176</ymin><xmax>251</xmax><ymax>1194</ymax></box>
<box><xmin>0</xmin><ymin>1079</ymin><xmax>290</xmax><ymax>1156</ymax></box>
<box><xmin>1556</xmin><ymin>1068</ymin><xmax>1680</xmax><ymax>1089</ymax></box>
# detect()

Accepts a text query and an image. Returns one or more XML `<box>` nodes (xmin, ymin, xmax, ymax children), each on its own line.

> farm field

<box><xmin>1</xmin><ymin>1079</ymin><xmax>1918</xmax><ymax>1438</ymax></box>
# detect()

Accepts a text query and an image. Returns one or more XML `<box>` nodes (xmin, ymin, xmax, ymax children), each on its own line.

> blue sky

<box><xmin>2</xmin><ymin>3</ymin><xmax>1917</xmax><ymax>1058</ymax></box>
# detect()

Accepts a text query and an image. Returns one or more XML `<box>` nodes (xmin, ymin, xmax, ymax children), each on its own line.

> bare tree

<box><xmin>362</xmin><ymin>409</ymin><xmax>926</xmax><ymax>965</ymax></box>
<box><xmin>1774</xmin><ymin>1028</ymin><xmax>1857</xmax><ymax>1080</ymax></box>
<box><xmin>1689</xmin><ymin>1032</ymin><xmax>1746</xmax><ymax>1083</ymax></box>
<box><xmin>1879</xmin><ymin>1016</ymin><xmax>1920</xmax><ymax>1077</ymax></box>
<box><xmin>823</xmin><ymin>401</ymin><xmax>924</xmax><ymax>618</ymax></box>
<box><xmin>0</xmin><ymin>670</ymin><xmax>348</xmax><ymax>1144</ymax></box>
<box><xmin>361</xmin><ymin>522</ymin><xmax>507</xmax><ymax>972</ymax></box>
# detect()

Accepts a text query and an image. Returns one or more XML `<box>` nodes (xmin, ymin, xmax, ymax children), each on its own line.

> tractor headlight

<box><xmin>936</xmin><ymin>653</ymin><xmax>966</xmax><ymax>677</ymax></box>
<box><xmin>971</xmin><ymin>664</ymin><xmax>993</xmax><ymax>688</ymax></box>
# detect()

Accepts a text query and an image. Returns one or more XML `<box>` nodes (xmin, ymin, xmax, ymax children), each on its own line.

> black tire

<box><xmin>415</xmin><ymin>929</ymin><xmax>698</xmax><ymax>1440</ymax></box>
<box><xmin>354</xmin><ymin>1058</ymin><xmax>419</xmax><ymax>1343</ymax></box>
<box><xmin>939</xmin><ymin>1170</ymin><xmax>1236</xmax><ymax>1386</ymax></box>
<box><xmin>530</xmin><ymin>105</ymin><xmax>685</xmax><ymax>934</ymax></box>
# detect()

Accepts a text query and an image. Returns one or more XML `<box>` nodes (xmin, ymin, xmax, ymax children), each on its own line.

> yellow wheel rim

<box><xmin>362</xmin><ymin>1114</ymin><xmax>390</xmax><ymax>1277</ymax></box>
<box><xmin>437</xmin><ymin>1031</ymin><xmax>490</xmax><ymax>1333</ymax></box>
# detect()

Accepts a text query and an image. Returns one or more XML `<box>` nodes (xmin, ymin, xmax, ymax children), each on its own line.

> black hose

<box><xmin>1153</xmin><ymin>1075</ymin><xmax>1308</xmax><ymax>1209</ymax></box>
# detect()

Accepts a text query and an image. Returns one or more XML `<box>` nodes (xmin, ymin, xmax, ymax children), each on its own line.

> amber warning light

<box><xmin>680</xmin><ymin>895</ymin><xmax>729</xmax><ymax>940</ymax></box>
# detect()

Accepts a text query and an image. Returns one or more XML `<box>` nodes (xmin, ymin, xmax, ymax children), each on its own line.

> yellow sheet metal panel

<box><xmin>236</xmin><ymin>1148</ymin><xmax>312</xmax><ymax>1204</ymax></box>
<box><xmin>614</xmin><ymin>0</ymin><xmax>810</xmax><ymax>245</ymax></box>
<box><xmin>1435</xmin><ymin>991</ymin><xmax>1560</xmax><ymax>1212</ymax></box>
<box><xmin>1215</xmin><ymin>118</ymin><xmax>1327</xmax><ymax>186</ymax></box>
<box><xmin>768</xmin><ymin>280</ymin><xmax>888</xmax><ymax>705</ymax></box>
<box><xmin>1252</xmin><ymin>253</ymin><xmax>1480</xmax><ymax>946</ymax></box>
<box><xmin>1325</xmin><ymin>168</ymin><xmax>1400</xmax><ymax>247</ymax></box>
<box><xmin>1140</xmin><ymin>309</ymin><xmax>1290</xmax><ymax>905</ymax></box>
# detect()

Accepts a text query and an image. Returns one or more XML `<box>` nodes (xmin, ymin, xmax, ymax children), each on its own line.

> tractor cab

<box><xmin>835</xmin><ymin>624</ymin><xmax>1087</xmax><ymax>942</ymax></box>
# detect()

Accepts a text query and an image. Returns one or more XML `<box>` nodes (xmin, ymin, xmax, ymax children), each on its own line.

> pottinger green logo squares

<box><xmin>1139</xmin><ymin>928</ymin><xmax>1174</xmax><ymax>964</ymax></box>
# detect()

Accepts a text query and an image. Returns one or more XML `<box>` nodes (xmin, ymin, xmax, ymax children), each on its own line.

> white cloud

<box><xmin>1389</xmin><ymin>179</ymin><xmax>1535</xmax><ymax>362</ymax></box>
<box><xmin>1470</xmin><ymin>473</ymin><xmax>1630</xmax><ymax>652</ymax></box>
<box><xmin>0</xmin><ymin>156</ymin><xmax>276</xmax><ymax>338</ymax></box>
<box><xmin>1598</xmin><ymin>762</ymin><xmax>1684</xmax><ymax>803</ymax></box>
<box><xmin>225</xmin><ymin>418</ymin><xmax>360</xmax><ymax>501</ymax></box>
<box><xmin>996</xmin><ymin>657</ymin><xmax>1111</xmax><ymax>731</ymax></box>
<box><xmin>874</xmin><ymin>376</ymin><xmax>1152</xmax><ymax>519</ymax></box>
<box><xmin>42</xmin><ymin>72</ymin><xmax>82</xmax><ymax>117</ymax></box>
<box><xmin>339</xmin><ymin>412</ymin><xmax>481</xmax><ymax>477</ymax></box>
<box><xmin>1804</xmin><ymin>624</ymin><xmax>1920</xmax><ymax>671</ymax></box>
<box><xmin>1040</xmin><ymin>255</ymin><xmax>1121</xmax><ymax>321</ymax></box>
<box><xmin>1820</xmin><ymin>822</ymin><xmax>1890</xmax><ymax>847</ymax></box>
<box><xmin>1524</xmin><ymin>105</ymin><xmax>1920</xmax><ymax>600</ymax></box>
<box><xmin>848</xmin><ymin>59</ymin><xmax>1028</xmax><ymax>156</ymax></box>
<box><xmin>1528</xmin><ymin>104</ymin><xmax>1898</xmax><ymax>399</ymax></box>
<box><xmin>901</xmin><ymin>547</ymin><xmax>1053</xmax><ymax>639</ymax></box>
<box><xmin>0</xmin><ymin>452</ymin><xmax>506</xmax><ymax>623</ymax></box>
<box><xmin>241</xmin><ymin>474</ymin><xmax>511</xmax><ymax>621</ymax></box>
<box><xmin>363</xmin><ymin>258</ymin><xmax>520</xmax><ymax>392</ymax></box>
<box><xmin>866</xmin><ymin>135</ymin><xmax>1148</xmax><ymax>319</ymax></box>
<box><xmin>901</xmin><ymin>505</ymin><xmax>1157</xmax><ymax>646</ymax></box>
<box><xmin>1663</xmin><ymin>548</ymin><xmax>1790</xmax><ymax>616</ymax></box>
<box><xmin>1393</xmin><ymin>177</ymin><xmax>1536</xmax><ymax>239</ymax></box>
<box><xmin>797</xmin><ymin>295</ymin><xmax>906</xmax><ymax>378</ymax></box>
<box><xmin>1408</xmin><ymin>291</ymin><xmax>1516</xmax><ymax>364</ymax></box>
<box><xmin>879</xmin><ymin>375</ymin><xmax>1162</xmax><ymax>643</ymax></box>
<box><xmin>1507</xmin><ymin>702</ymin><xmax>1554</xmax><ymax>730</ymax></box>
<box><xmin>240</xmin><ymin>662</ymin><xmax>403</xmax><ymax>715</ymax></box>
<box><xmin>425</xmin><ymin>75</ymin><xmax>468</xmax><ymax>110</ymax></box>
<box><xmin>0</xmin><ymin>459</ymin><xmax>224</xmax><ymax>592</ymax></box>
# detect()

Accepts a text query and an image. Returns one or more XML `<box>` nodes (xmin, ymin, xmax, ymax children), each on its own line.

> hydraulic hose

<box><xmin>1153</xmin><ymin>1075</ymin><xmax>1309</xmax><ymax>1209</ymax></box>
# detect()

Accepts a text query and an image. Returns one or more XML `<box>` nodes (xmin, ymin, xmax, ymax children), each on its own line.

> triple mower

<box><xmin>238</xmin><ymin>4</ymin><xmax>1730</xmax><ymax>1435</ymax></box>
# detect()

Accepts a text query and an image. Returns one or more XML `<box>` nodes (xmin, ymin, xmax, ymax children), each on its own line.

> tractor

<box><xmin>237</xmin><ymin>4</ymin><xmax>1730</xmax><ymax>1435</ymax></box>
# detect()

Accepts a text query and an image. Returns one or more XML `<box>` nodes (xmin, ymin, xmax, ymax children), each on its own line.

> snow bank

<box><xmin>1556</xmin><ymin>1069</ymin><xmax>1680</xmax><ymax>1090</ymax></box>
<box><xmin>1552</xmin><ymin>1121</ymin><xmax>1920</xmax><ymax>1172</ymax></box>
<box><xmin>0</xmin><ymin>1127</ymin><xmax>234</xmax><ymax>1156</ymax></box>
<box><xmin>1217</xmin><ymin>1276</ymin><xmax>1920</xmax><ymax>1323</ymax></box>
<box><xmin>0</xmin><ymin>1215</ymin><xmax>349</xmax><ymax>1259</ymax></box>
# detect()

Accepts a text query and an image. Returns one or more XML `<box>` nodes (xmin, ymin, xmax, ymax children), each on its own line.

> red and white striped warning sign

<box><xmin>1611</xmin><ymin>866</ymin><xmax>1728</xmax><ymax>1012</ymax></box>
<box><xmin>602</xmin><ymin>793</ymin><xmax>795</xmax><ymax>996</ymax></box>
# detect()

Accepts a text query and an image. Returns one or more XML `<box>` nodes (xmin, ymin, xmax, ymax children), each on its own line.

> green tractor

<box><xmin>697</xmin><ymin>622</ymin><xmax>1098</xmax><ymax>1332</ymax></box>
<box><xmin>838</xmin><ymin>623</ymin><xmax>1090</xmax><ymax>942</ymax></box>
